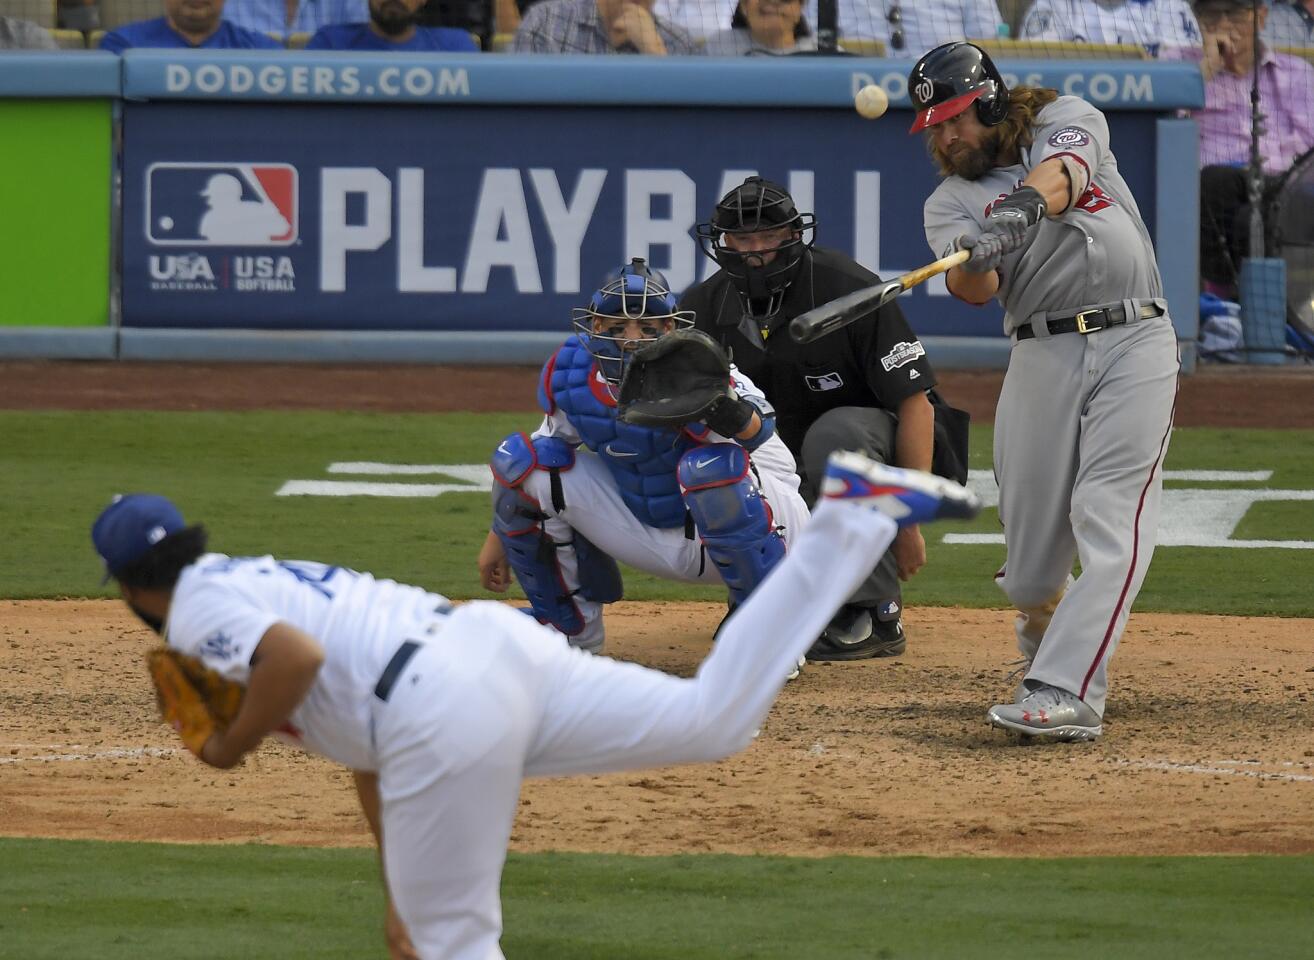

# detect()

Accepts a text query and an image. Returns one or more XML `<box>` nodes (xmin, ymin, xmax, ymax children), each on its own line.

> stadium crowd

<box><xmin>2</xmin><ymin>0</ymin><xmax>1312</xmax><ymax>357</ymax></box>
<box><xmin>0</xmin><ymin>0</ymin><xmax>1308</xmax><ymax>59</ymax></box>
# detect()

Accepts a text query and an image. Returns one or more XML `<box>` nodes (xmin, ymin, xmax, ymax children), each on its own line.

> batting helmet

<box><xmin>907</xmin><ymin>41</ymin><xmax>1010</xmax><ymax>134</ymax></box>
<box><xmin>695</xmin><ymin>176</ymin><xmax>817</xmax><ymax>323</ymax></box>
<box><xmin>572</xmin><ymin>258</ymin><xmax>694</xmax><ymax>393</ymax></box>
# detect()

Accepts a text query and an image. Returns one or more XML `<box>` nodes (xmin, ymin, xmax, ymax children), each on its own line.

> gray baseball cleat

<box><xmin>987</xmin><ymin>684</ymin><xmax>1103</xmax><ymax>741</ymax></box>
<box><xmin>821</xmin><ymin>451</ymin><xmax>982</xmax><ymax>526</ymax></box>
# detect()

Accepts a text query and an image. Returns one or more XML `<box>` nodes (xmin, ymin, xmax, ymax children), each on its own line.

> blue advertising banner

<box><xmin>121</xmin><ymin>100</ymin><xmax>1160</xmax><ymax>336</ymax></box>
<box><xmin>120</xmin><ymin>51</ymin><xmax>1205</xmax><ymax>111</ymax></box>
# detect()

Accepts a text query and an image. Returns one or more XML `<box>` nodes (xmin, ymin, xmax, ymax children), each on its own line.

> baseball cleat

<box><xmin>821</xmin><ymin>451</ymin><xmax>982</xmax><ymax>527</ymax></box>
<box><xmin>987</xmin><ymin>684</ymin><xmax>1103</xmax><ymax>742</ymax></box>
<box><xmin>806</xmin><ymin>606</ymin><xmax>906</xmax><ymax>661</ymax></box>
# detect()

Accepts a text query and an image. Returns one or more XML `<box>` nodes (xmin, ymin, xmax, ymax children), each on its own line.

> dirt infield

<box><xmin>1</xmin><ymin>359</ymin><xmax>1313</xmax><ymax>427</ymax></box>
<box><xmin>3</xmin><ymin>600</ymin><xmax>1311</xmax><ymax>857</ymax></box>
<box><xmin>3</xmin><ymin>360</ymin><xmax>1312</xmax><ymax>858</ymax></box>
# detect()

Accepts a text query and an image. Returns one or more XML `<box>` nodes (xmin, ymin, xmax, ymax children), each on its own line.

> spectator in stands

<box><xmin>226</xmin><ymin>0</ymin><xmax>368</xmax><ymax>39</ymax></box>
<box><xmin>99</xmin><ymin>0</ymin><xmax>283</xmax><ymax>50</ymax></box>
<box><xmin>1021</xmin><ymin>0</ymin><xmax>1204</xmax><ymax>56</ymax></box>
<box><xmin>0</xmin><ymin>16</ymin><xmax>57</xmax><ymax>48</ymax></box>
<box><xmin>513</xmin><ymin>0</ymin><xmax>696</xmax><ymax>51</ymax></box>
<box><xmin>1265</xmin><ymin>0</ymin><xmax>1314</xmax><ymax>46</ymax></box>
<box><xmin>702</xmin><ymin>0</ymin><xmax>816</xmax><ymax>53</ymax></box>
<box><xmin>824</xmin><ymin>0</ymin><xmax>1004</xmax><ymax>50</ymax></box>
<box><xmin>1196</xmin><ymin>0</ymin><xmax>1314</xmax><ymax>294</ymax></box>
<box><xmin>307</xmin><ymin>0</ymin><xmax>478</xmax><ymax>48</ymax></box>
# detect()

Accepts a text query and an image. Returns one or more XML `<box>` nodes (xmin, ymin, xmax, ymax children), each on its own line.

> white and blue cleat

<box><xmin>821</xmin><ymin>451</ymin><xmax>982</xmax><ymax>527</ymax></box>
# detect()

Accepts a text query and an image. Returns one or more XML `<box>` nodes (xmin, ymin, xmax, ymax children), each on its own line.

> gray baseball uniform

<box><xmin>923</xmin><ymin>95</ymin><xmax>1179</xmax><ymax>717</ymax></box>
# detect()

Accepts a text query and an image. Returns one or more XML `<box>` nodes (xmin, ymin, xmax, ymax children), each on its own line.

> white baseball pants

<box><xmin>371</xmin><ymin>498</ymin><xmax>896</xmax><ymax>960</ymax></box>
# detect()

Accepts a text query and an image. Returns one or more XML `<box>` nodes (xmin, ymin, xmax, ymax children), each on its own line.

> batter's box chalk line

<box><xmin>277</xmin><ymin>462</ymin><xmax>492</xmax><ymax>498</ymax></box>
<box><xmin>0</xmin><ymin>746</ymin><xmax>177</xmax><ymax>765</ymax></box>
<box><xmin>1114</xmin><ymin>758</ymin><xmax>1314</xmax><ymax>783</ymax></box>
<box><xmin>944</xmin><ymin>469</ymin><xmax>1314</xmax><ymax>549</ymax></box>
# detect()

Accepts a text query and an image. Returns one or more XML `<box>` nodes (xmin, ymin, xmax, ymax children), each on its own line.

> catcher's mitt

<box><xmin>617</xmin><ymin>329</ymin><xmax>734</xmax><ymax>428</ymax></box>
<box><xmin>146</xmin><ymin>647</ymin><xmax>244</xmax><ymax>758</ymax></box>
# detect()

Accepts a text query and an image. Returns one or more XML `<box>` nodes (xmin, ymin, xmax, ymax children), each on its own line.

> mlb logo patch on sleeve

<box><xmin>146</xmin><ymin>163</ymin><xmax>298</xmax><ymax>246</ymax></box>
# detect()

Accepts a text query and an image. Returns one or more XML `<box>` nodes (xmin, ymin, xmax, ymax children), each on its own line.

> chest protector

<box><xmin>542</xmin><ymin>337</ymin><xmax>695</xmax><ymax>528</ymax></box>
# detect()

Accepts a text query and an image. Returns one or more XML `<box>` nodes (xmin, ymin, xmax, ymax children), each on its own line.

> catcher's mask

<box><xmin>695</xmin><ymin>176</ymin><xmax>817</xmax><ymax>324</ymax></box>
<box><xmin>572</xmin><ymin>258</ymin><xmax>695</xmax><ymax>397</ymax></box>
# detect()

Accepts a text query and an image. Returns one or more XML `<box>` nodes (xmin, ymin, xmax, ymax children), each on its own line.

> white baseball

<box><xmin>854</xmin><ymin>84</ymin><xmax>889</xmax><ymax>120</ymax></box>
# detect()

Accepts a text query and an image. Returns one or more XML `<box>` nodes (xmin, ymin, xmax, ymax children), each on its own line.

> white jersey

<box><xmin>1264</xmin><ymin>2</ymin><xmax>1314</xmax><ymax>47</ymax></box>
<box><xmin>656</xmin><ymin>0</ymin><xmax>1004</xmax><ymax>47</ymax></box>
<box><xmin>1020</xmin><ymin>0</ymin><xmax>1202</xmax><ymax>56</ymax></box>
<box><xmin>164</xmin><ymin>554</ymin><xmax>452</xmax><ymax>771</ymax></box>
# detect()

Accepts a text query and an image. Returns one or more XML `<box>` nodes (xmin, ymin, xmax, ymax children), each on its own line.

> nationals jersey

<box><xmin>164</xmin><ymin>554</ymin><xmax>452</xmax><ymax>771</ymax></box>
<box><xmin>923</xmin><ymin>96</ymin><xmax>1164</xmax><ymax>335</ymax></box>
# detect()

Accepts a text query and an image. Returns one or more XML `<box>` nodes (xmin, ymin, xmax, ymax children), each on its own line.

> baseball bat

<box><xmin>788</xmin><ymin>249</ymin><xmax>971</xmax><ymax>344</ymax></box>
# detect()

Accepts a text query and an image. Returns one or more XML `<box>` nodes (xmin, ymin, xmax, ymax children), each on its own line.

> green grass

<box><xmin>3</xmin><ymin>839</ymin><xmax>1313</xmax><ymax>959</ymax></box>
<box><xmin>4</xmin><ymin>411</ymin><xmax>1313</xmax><ymax>615</ymax></box>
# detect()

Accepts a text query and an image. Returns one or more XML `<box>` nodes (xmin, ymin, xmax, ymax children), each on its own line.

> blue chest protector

<box><xmin>542</xmin><ymin>337</ymin><xmax>695</xmax><ymax>529</ymax></box>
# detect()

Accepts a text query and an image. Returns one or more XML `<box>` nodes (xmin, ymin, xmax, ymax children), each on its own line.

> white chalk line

<box><xmin>1115</xmin><ymin>758</ymin><xmax>1314</xmax><ymax>783</ymax></box>
<box><xmin>0</xmin><ymin>746</ymin><xmax>176</xmax><ymax>765</ymax></box>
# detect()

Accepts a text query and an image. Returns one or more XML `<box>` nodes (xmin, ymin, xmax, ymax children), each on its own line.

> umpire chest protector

<box><xmin>542</xmin><ymin>338</ymin><xmax>695</xmax><ymax>529</ymax></box>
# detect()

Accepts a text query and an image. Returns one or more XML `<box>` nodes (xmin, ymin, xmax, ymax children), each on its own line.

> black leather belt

<box><xmin>1016</xmin><ymin>302</ymin><xmax>1164</xmax><ymax>341</ymax></box>
<box><xmin>374</xmin><ymin>640</ymin><xmax>422</xmax><ymax>702</ymax></box>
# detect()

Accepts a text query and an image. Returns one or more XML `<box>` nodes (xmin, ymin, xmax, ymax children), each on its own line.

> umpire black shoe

<box><xmin>806</xmin><ymin>605</ymin><xmax>906</xmax><ymax>661</ymax></box>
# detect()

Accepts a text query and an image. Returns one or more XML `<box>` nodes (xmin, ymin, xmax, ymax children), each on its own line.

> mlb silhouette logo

<box><xmin>146</xmin><ymin>162</ymin><xmax>298</xmax><ymax>247</ymax></box>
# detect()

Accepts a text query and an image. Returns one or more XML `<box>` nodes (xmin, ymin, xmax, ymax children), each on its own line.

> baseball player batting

<box><xmin>477</xmin><ymin>258</ymin><xmax>810</xmax><ymax>662</ymax></box>
<box><xmin>92</xmin><ymin>459</ymin><xmax>980</xmax><ymax>960</ymax></box>
<box><xmin>910</xmin><ymin>42</ymin><xmax>1180</xmax><ymax>741</ymax></box>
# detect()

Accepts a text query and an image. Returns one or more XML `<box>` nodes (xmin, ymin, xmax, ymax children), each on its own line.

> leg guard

<box><xmin>491</xmin><ymin>433</ymin><xmax>623</xmax><ymax>640</ymax></box>
<box><xmin>678</xmin><ymin>443</ymin><xmax>785</xmax><ymax>608</ymax></box>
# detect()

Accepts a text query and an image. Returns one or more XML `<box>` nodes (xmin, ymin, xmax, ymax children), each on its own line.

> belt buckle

<box><xmin>1074</xmin><ymin>309</ymin><xmax>1101</xmax><ymax>335</ymax></box>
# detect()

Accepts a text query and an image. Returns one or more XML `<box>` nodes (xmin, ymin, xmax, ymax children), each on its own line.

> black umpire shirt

<box><xmin>679</xmin><ymin>246</ymin><xmax>938</xmax><ymax>460</ymax></box>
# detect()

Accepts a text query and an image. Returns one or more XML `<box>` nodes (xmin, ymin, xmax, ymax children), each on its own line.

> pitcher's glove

<box><xmin>146</xmin><ymin>647</ymin><xmax>244</xmax><ymax>758</ymax></box>
<box><xmin>618</xmin><ymin>329</ymin><xmax>754</xmax><ymax>435</ymax></box>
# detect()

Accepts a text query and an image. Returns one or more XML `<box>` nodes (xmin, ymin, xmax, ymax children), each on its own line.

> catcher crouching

<box><xmin>477</xmin><ymin>257</ymin><xmax>812</xmax><ymax>658</ymax></box>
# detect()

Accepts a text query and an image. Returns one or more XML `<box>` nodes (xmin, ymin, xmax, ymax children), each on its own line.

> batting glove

<box><xmin>984</xmin><ymin>185</ymin><xmax>1048</xmax><ymax>251</ymax></box>
<box><xmin>955</xmin><ymin>233</ymin><xmax>1008</xmax><ymax>273</ymax></box>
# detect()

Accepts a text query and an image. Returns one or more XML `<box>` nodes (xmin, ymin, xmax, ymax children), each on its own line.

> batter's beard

<box><xmin>369</xmin><ymin>0</ymin><xmax>413</xmax><ymax>36</ymax></box>
<box><xmin>937</xmin><ymin>132</ymin><xmax>1001</xmax><ymax>181</ymax></box>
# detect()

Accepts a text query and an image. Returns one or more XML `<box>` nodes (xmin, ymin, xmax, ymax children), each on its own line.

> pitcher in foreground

<box><xmin>92</xmin><ymin>451</ymin><xmax>978</xmax><ymax>960</ymax></box>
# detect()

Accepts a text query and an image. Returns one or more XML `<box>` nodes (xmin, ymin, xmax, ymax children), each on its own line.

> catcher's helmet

<box><xmin>907</xmin><ymin>41</ymin><xmax>1010</xmax><ymax>134</ymax></box>
<box><xmin>695</xmin><ymin>176</ymin><xmax>817</xmax><ymax>323</ymax></box>
<box><xmin>572</xmin><ymin>258</ymin><xmax>694</xmax><ymax>395</ymax></box>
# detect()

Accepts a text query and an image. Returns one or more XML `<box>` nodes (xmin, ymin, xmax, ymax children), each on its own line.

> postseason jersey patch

<box><xmin>880</xmin><ymin>340</ymin><xmax>926</xmax><ymax>372</ymax></box>
<box><xmin>1048</xmin><ymin>127</ymin><xmax>1091</xmax><ymax>148</ymax></box>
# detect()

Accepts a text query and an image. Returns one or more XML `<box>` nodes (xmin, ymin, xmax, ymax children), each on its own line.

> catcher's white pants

<box><xmin>371</xmin><ymin>499</ymin><xmax>897</xmax><ymax>960</ymax></box>
<box><xmin>519</xmin><ymin>447</ymin><xmax>812</xmax><ymax>650</ymax></box>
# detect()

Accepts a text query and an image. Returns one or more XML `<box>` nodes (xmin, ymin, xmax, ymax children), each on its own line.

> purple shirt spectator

<box><xmin>1197</xmin><ymin>47</ymin><xmax>1314</xmax><ymax>174</ymax></box>
<box><xmin>99</xmin><ymin>15</ymin><xmax>283</xmax><ymax>51</ymax></box>
<box><xmin>306</xmin><ymin>21</ymin><xmax>477</xmax><ymax>48</ymax></box>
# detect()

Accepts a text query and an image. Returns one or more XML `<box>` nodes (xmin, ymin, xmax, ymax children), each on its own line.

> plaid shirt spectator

<box><xmin>513</xmin><ymin>0</ymin><xmax>697</xmax><ymax>53</ymax></box>
<box><xmin>1264</xmin><ymin>0</ymin><xmax>1314</xmax><ymax>46</ymax></box>
<box><xmin>1198</xmin><ymin>45</ymin><xmax>1314</xmax><ymax>173</ymax></box>
<box><xmin>0</xmin><ymin>15</ymin><xmax>57</xmax><ymax>48</ymax></box>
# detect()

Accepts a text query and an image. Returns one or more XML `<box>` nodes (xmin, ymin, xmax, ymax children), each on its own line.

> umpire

<box><xmin>680</xmin><ymin>176</ymin><xmax>967</xmax><ymax>661</ymax></box>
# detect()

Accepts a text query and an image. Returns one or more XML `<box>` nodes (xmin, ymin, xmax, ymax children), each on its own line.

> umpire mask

<box><xmin>696</xmin><ymin>177</ymin><xmax>816</xmax><ymax>323</ymax></box>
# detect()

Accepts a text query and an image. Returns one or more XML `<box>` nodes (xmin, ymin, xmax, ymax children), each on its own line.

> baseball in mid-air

<box><xmin>854</xmin><ymin>84</ymin><xmax>889</xmax><ymax>120</ymax></box>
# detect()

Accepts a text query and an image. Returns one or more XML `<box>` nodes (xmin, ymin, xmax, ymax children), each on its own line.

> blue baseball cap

<box><xmin>91</xmin><ymin>493</ymin><xmax>185</xmax><ymax>582</ymax></box>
